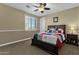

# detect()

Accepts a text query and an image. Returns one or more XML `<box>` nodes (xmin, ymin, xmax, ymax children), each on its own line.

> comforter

<box><xmin>33</xmin><ymin>32</ymin><xmax>65</xmax><ymax>48</ymax></box>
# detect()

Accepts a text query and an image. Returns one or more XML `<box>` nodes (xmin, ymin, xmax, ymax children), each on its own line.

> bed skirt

<box><xmin>31</xmin><ymin>39</ymin><xmax>59</xmax><ymax>55</ymax></box>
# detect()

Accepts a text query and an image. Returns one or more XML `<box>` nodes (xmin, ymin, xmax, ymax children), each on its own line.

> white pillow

<box><xmin>49</xmin><ymin>28</ymin><xmax>56</xmax><ymax>33</ymax></box>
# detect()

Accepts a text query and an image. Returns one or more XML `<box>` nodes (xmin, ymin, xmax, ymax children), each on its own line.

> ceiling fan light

<box><xmin>39</xmin><ymin>8</ymin><xmax>44</xmax><ymax>11</ymax></box>
<box><xmin>38</xmin><ymin>6</ymin><xmax>44</xmax><ymax>11</ymax></box>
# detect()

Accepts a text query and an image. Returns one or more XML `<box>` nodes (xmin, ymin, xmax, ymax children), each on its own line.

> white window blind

<box><xmin>25</xmin><ymin>16</ymin><xmax>37</xmax><ymax>30</ymax></box>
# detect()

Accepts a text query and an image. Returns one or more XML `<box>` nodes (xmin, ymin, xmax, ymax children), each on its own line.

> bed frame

<box><xmin>31</xmin><ymin>25</ymin><xmax>66</xmax><ymax>55</ymax></box>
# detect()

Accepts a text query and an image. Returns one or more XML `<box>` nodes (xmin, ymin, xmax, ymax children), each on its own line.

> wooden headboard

<box><xmin>48</xmin><ymin>25</ymin><xmax>66</xmax><ymax>37</ymax></box>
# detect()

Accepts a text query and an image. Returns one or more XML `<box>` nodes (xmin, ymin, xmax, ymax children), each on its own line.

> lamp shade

<box><xmin>70</xmin><ymin>24</ymin><xmax>76</xmax><ymax>34</ymax></box>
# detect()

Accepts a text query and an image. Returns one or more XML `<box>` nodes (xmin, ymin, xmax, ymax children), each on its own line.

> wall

<box><xmin>0</xmin><ymin>4</ymin><xmax>25</xmax><ymax>30</ymax></box>
<box><xmin>0</xmin><ymin>4</ymin><xmax>40</xmax><ymax>30</ymax></box>
<box><xmin>0</xmin><ymin>31</ymin><xmax>38</xmax><ymax>45</ymax></box>
<box><xmin>40</xmin><ymin>17</ymin><xmax>46</xmax><ymax>32</ymax></box>
<box><xmin>0</xmin><ymin>4</ymin><xmax>40</xmax><ymax>45</ymax></box>
<box><xmin>43</xmin><ymin>7</ymin><xmax>79</xmax><ymax>34</ymax></box>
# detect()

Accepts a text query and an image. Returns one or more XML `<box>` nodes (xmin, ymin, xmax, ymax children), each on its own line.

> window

<box><xmin>25</xmin><ymin>16</ymin><xmax>37</xmax><ymax>30</ymax></box>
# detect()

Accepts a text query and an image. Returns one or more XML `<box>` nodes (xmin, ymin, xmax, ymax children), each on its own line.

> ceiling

<box><xmin>4</xmin><ymin>3</ymin><xmax>79</xmax><ymax>17</ymax></box>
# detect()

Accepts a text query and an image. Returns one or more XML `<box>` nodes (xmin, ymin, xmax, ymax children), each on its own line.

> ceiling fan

<box><xmin>33</xmin><ymin>3</ymin><xmax>50</xmax><ymax>13</ymax></box>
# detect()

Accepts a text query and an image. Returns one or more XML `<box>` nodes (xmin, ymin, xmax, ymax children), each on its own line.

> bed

<box><xmin>31</xmin><ymin>25</ymin><xmax>66</xmax><ymax>55</ymax></box>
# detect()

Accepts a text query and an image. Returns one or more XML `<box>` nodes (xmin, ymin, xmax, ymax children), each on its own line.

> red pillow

<box><xmin>55</xmin><ymin>31</ymin><xmax>62</xmax><ymax>35</ymax></box>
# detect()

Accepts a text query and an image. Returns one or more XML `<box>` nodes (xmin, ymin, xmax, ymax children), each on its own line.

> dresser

<box><xmin>66</xmin><ymin>34</ymin><xmax>78</xmax><ymax>46</ymax></box>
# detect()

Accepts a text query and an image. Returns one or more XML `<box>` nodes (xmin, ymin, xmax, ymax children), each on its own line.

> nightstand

<box><xmin>66</xmin><ymin>34</ymin><xmax>78</xmax><ymax>46</ymax></box>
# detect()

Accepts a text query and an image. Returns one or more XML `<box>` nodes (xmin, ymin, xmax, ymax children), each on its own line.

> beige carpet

<box><xmin>59</xmin><ymin>43</ymin><xmax>79</xmax><ymax>55</ymax></box>
<box><xmin>0</xmin><ymin>39</ymin><xmax>78</xmax><ymax>55</ymax></box>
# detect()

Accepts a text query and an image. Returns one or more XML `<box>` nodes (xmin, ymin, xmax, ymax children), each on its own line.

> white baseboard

<box><xmin>0</xmin><ymin>30</ymin><xmax>25</xmax><ymax>32</ymax></box>
<box><xmin>0</xmin><ymin>37</ymin><xmax>32</xmax><ymax>47</ymax></box>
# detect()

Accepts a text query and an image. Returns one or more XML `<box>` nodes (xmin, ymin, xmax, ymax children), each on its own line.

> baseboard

<box><xmin>0</xmin><ymin>37</ymin><xmax>32</xmax><ymax>47</ymax></box>
<box><xmin>0</xmin><ymin>30</ymin><xmax>25</xmax><ymax>32</ymax></box>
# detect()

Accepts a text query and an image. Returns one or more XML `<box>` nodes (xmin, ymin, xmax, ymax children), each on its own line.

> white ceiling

<box><xmin>4</xmin><ymin>3</ymin><xmax>79</xmax><ymax>17</ymax></box>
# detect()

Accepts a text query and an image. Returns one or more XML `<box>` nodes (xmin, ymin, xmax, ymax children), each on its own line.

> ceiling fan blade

<box><xmin>41</xmin><ymin>11</ymin><xmax>44</xmax><ymax>13</ymax></box>
<box><xmin>39</xmin><ymin>3</ymin><xmax>43</xmax><ymax>7</ymax></box>
<box><xmin>33</xmin><ymin>6</ymin><xmax>39</xmax><ymax>8</ymax></box>
<box><xmin>26</xmin><ymin>5</ymin><xmax>30</xmax><ymax>8</ymax></box>
<box><xmin>34</xmin><ymin>9</ymin><xmax>38</xmax><ymax>11</ymax></box>
<box><xmin>40</xmin><ymin>3</ymin><xmax>42</xmax><ymax>5</ymax></box>
<box><xmin>40</xmin><ymin>3</ymin><xmax>46</xmax><ymax>6</ymax></box>
<box><xmin>43</xmin><ymin>3</ymin><xmax>46</xmax><ymax>6</ymax></box>
<box><xmin>44</xmin><ymin>8</ymin><xmax>50</xmax><ymax>10</ymax></box>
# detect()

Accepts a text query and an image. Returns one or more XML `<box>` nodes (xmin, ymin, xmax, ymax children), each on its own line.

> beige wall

<box><xmin>43</xmin><ymin>7</ymin><xmax>79</xmax><ymax>34</ymax></box>
<box><xmin>0</xmin><ymin>4</ymin><xmax>40</xmax><ymax>30</ymax></box>
<box><xmin>0</xmin><ymin>31</ymin><xmax>38</xmax><ymax>45</ymax></box>
<box><xmin>0</xmin><ymin>4</ymin><xmax>25</xmax><ymax>30</ymax></box>
<box><xmin>0</xmin><ymin>4</ymin><xmax>40</xmax><ymax>45</ymax></box>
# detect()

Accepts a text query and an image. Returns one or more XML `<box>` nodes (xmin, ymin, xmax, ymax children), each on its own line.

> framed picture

<box><xmin>53</xmin><ymin>17</ymin><xmax>58</xmax><ymax>22</ymax></box>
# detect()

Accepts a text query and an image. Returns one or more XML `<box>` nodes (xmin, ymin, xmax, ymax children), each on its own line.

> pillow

<box><xmin>49</xmin><ymin>30</ymin><xmax>52</xmax><ymax>33</ymax></box>
<box><xmin>51</xmin><ymin>28</ymin><xmax>56</xmax><ymax>32</ymax></box>
<box><xmin>58</xmin><ymin>28</ymin><xmax>64</xmax><ymax>34</ymax></box>
<box><xmin>55</xmin><ymin>31</ymin><xmax>61</xmax><ymax>35</ymax></box>
<box><xmin>48</xmin><ymin>28</ymin><xmax>56</xmax><ymax>33</ymax></box>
